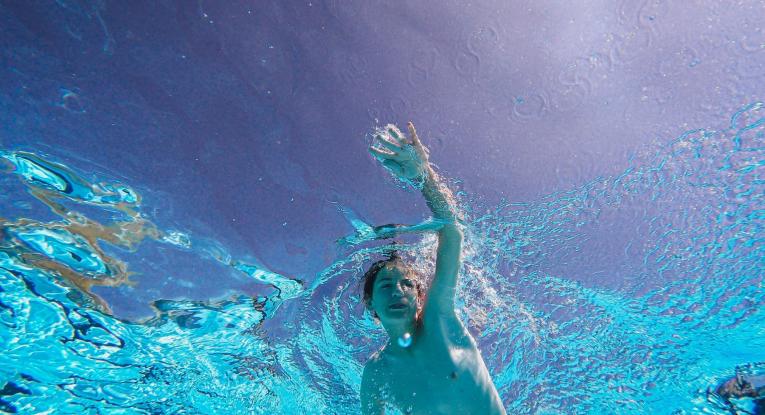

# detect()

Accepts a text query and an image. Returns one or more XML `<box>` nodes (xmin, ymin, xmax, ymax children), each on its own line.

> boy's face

<box><xmin>370</xmin><ymin>264</ymin><xmax>419</xmax><ymax>325</ymax></box>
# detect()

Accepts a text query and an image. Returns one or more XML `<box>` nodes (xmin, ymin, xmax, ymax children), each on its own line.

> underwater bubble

<box><xmin>398</xmin><ymin>332</ymin><xmax>412</xmax><ymax>348</ymax></box>
<box><xmin>58</xmin><ymin>88</ymin><xmax>86</xmax><ymax>113</ymax></box>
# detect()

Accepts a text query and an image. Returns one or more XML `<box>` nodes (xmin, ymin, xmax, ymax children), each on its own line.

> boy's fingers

<box><xmin>407</xmin><ymin>122</ymin><xmax>422</xmax><ymax>147</ymax></box>
<box><xmin>387</xmin><ymin>126</ymin><xmax>408</xmax><ymax>146</ymax></box>
<box><xmin>375</xmin><ymin>134</ymin><xmax>403</xmax><ymax>153</ymax></box>
<box><xmin>369</xmin><ymin>146</ymin><xmax>395</xmax><ymax>159</ymax></box>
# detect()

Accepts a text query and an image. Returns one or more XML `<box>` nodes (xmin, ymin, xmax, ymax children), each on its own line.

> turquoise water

<box><xmin>1</xmin><ymin>103</ymin><xmax>763</xmax><ymax>413</ymax></box>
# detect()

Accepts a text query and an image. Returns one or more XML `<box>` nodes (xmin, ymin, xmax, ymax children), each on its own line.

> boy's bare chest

<box><xmin>377</xmin><ymin>338</ymin><xmax>486</xmax><ymax>414</ymax></box>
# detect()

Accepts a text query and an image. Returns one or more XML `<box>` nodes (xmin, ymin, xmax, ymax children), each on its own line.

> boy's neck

<box><xmin>384</xmin><ymin>320</ymin><xmax>418</xmax><ymax>354</ymax></box>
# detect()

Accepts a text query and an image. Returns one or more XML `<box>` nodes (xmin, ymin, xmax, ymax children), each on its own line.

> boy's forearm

<box><xmin>421</xmin><ymin>165</ymin><xmax>463</xmax><ymax>307</ymax></box>
<box><xmin>421</xmin><ymin>166</ymin><xmax>457</xmax><ymax>222</ymax></box>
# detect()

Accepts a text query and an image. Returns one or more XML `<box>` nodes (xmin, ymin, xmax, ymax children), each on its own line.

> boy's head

<box><xmin>362</xmin><ymin>253</ymin><xmax>425</xmax><ymax>325</ymax></box>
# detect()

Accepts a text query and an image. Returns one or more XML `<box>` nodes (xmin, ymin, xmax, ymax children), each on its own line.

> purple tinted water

<box><xmin>0</xmin><ymin>1</ymin><xmax>763</xmax><ymax>413</ymax></box>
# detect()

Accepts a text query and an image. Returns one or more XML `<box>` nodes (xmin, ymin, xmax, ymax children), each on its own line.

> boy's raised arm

<box><xmin>369</xmin><ymin>122</ymin><xmax>463</xmax><ymax>314</ymax></box>
<box><xmin>421</xmin><ymin>164</ymin><xmax>463</xmax><ymax>313</ymax></box>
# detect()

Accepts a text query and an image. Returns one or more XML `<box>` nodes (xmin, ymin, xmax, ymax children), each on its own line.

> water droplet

<box><xmin>398</xmin><ymin>332</ymin><xmax>412</xmax><ymax>348</ymax></box>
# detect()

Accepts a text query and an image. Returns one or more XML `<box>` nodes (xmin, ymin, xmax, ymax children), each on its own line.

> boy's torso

<box><xmin>370</xmin><ymin>315</ymin><xmax>506</xmax><ymax>414</ymax></box>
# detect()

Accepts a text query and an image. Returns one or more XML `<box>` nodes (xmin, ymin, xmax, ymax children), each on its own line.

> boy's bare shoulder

<box><xmin>361</xmin><ymin>350</ymin><xmax>387</xmax><ymax>404</ymax></box>
<box><xmin>361</xmin><ymin>351</ymin><xmax>388</xmax><ymax>414</ymax></box>
<box><xmin>363</xmin><ymin>348</ymin><xmax>394</xmax><ymax>389</ymax></box>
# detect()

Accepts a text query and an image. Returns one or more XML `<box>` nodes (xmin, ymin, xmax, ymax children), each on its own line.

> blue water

<box><xmin>1</xmin><ymin>103</ymin><xmax>764</xmax><ymax>413</ymax></box>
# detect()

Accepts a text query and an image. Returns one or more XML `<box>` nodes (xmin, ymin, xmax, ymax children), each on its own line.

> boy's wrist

<box><xmin>409</xmin><ymin>170</ymin><xmax>427</xmax><ymax>189</ymax></box>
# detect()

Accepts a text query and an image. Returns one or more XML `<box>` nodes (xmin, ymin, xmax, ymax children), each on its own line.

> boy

<box><xmin>360</xmin><ymin>122</ymin><xmax>506</xmax><ymax>414</ymax></box>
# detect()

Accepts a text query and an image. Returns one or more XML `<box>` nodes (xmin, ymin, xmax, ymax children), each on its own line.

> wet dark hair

<box><xmin>361</xmin><ymin>251</ymin><xmax>424</xmax><ymax>320</ymax></box>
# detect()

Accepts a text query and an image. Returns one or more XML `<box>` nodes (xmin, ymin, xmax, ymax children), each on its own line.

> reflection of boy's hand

<box><xmin>369</xmin><ymin>122</ymin><xmax>429</xmax><ymax>181</ymax></box>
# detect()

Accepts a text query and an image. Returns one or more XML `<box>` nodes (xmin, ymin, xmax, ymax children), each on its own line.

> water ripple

<box><xmin>0</xmin><ymin>104</ymin><xmax>763</xmax><ymax>413</ymax></box>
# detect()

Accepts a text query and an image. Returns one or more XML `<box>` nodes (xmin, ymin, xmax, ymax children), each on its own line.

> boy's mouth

<box><xmin>388</xmin><ymin>303</ymin><xmax>407</xmax><ymax>310</ymax></box>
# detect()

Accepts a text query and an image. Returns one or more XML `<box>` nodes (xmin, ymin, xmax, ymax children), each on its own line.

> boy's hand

<box><xmin>369</xmin><ymin>122</ymin><xmax>429</xmax><ymax>181</ymax></box>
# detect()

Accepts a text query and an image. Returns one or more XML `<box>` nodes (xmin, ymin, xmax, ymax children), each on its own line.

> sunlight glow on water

<box><xmin>0</xmin><ymin>104</ymin><xmax>763</xmax><ymax>413</ymax></box>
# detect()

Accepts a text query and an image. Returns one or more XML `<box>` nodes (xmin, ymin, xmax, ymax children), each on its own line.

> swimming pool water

<box><xmin>1</xmin><ymin>103</ymin><xmax>763</xmax><ymax>413</ymax></box>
